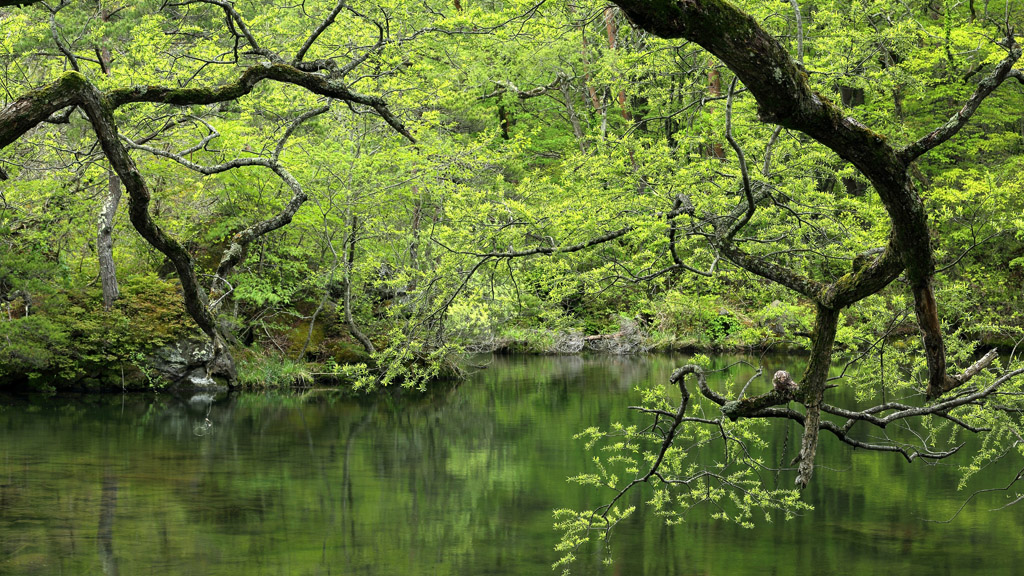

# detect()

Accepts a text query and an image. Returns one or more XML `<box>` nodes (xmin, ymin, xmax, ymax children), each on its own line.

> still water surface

<box><xmin>1</xmin><ymin>355</ymin><xmax>1022</xmax><ymax>575</ymax></box>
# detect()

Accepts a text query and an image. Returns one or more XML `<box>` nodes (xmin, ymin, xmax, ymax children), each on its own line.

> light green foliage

<box><xmin>3</xmin><ymin>0</ymin><xmax>1024</xmax><ymax>565</ymax></box>
<box><xmin>553</xmin><ymin>371</ymin><xmax>812</xmax><ymax>570</ymax></box>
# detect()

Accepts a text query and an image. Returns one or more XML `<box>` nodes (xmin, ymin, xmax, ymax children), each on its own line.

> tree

<box><xmin>601</xmin><ymin>0</ymin><xmax>1022</xmax><ymax>486</ymax></box>
<box><xmin>0</xmin><ymin>0</ymin><xmax>417</xmax><ymax>380</ymax></box>
<box><xmin>3</xmin><ymin>1</ymin><xmax>1024</xmax><ymax>540</ymax></box>
<box><xmin>546</xmin><ymin>0</ymin><xmax>1024</xmax><ymax>564</ymax></box>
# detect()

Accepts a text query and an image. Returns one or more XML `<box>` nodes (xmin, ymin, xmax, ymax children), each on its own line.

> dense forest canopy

<box><xmin>3</xmin><ymin>0</ymin><xmax>1024</xmax><ymax>561</ymax></box>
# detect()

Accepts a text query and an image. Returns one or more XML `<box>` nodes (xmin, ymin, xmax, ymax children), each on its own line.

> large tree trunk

<box><xmin>0</xmin><ymin>2</ymin><xmax>414</xmax><ymax>384</ymax></box>
<box><xmin>97</xmin><ymin>171</ymin><xmax>121</xmax><ymax>310</ymax></box>
<box><xmin>95</xmin><ymin>2</ymin><xmax>121</xmax><ymax>312</ymax></box>
<box><xmin>0</xmin><ymin>73</ymin><xmax>234</xmax><ymax>381</ymax></box>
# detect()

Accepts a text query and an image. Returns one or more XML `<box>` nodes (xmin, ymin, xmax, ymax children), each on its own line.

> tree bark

<box><xmin>794</xmin><ymin>305</ymin><xmax>839</xmax><ymax>488</ymax></box>
<box><xmin>97</xmin><ymin>171</ymin><xmax>121</xmax><ymax>310</ymax></box>
<box><xmin>343</xmin><ymin>216</ymin><xmax>376</xmax><ymax>355</ymax></box>
<box><xmin>604</xmin><ymin>7</ymin><xmax>632</xmax><ymax>121</ymax></box>
<box><xmin>705</xmin><ymin>64</ymin><xmax>725</xmax><ymax>159</ymax></box>
<box><xmin>560</xmin><ymin>77</ymin><xmax>588</xmax><ymax>152</ymax></box>
<box><xmin>567</xmin><ymin>1</ymin><xmax>602</xmax><ymax>112</ymax></box>
<box><xmin>0</xmin><ymin>4</ymin><xmax>414</xmax><ymax>384</ymax></box>
<box><xmin>208</xmin><ymin>162</ymin><xmax>312</xmax><ymax>313</ymax></box>
<box><xmin>96</xmin><ymin>6</ymin><xmax>120</xmax><ymax>311</ymax></box>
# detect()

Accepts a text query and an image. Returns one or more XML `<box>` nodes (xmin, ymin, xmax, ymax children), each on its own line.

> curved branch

<box><xmin>342</xmin><ymin>215</ymin><xmax>376</xmax><ymax>355</ymax></box>
<box><xmin>717</xmin><ymin>242</ymin><xmax>826</xmax><ymax>302</ymax></box>
<box><xmin>178</xmin><ymin>0</ymin><xmax>277</xmax><ymax>61</ymax></box>
<box><xmin>821</xmin><ymin>238</ymin><xmax>903</xmax><ymax>309</ymax></box>
<box><xmin>443</xmin><ymin>226</ymin><xmax>632</xmax><ymax>258</ymax></box>
<box><xmin>598</xmin><ymin>364</ymin><xmax>700</xmax><ymax>518</ymax></box>
<box><xmin>274</xmin><ymin>104</ymin><xmax>330</xmax><ymax>160</ymax></box>
<box><xmin>49</xmin><ymin>5</ymin><xmax>80</xmax><ymax>72</ymax></box>
<box><xmin>116</xmin><ymin>64</ymin><xmax>412</xmax><ymax>141</ymax></box>
<box><xmin>124</xmin><ymin>105</ymin><xmax>331</xmax><ymax>307</ymax></box>
<box><xmin>3</xmin><ymin>64</ymin><xmax>414</xmax><ymax>151</ymax></box>
<box><xmin>479</xmin><ymin>75</ymin><xmax>565</xmax><ymax>100</ymax></box>
<box><xmin>0</xmin><ymin>72</ymin><xmax>84</xmax><ymax>151</ymax></box>
<box><xmin>52</xmin><ymin>73</ymin><xmax>235</xmax><ymax>380</ymax></box>
<box><xmin>818</xmin><ymin>421</ymin><xmax>964</xmax><ymax>462</ymax></box>
<box><xmin>610</xmin><ymin>0</ymin><xmax>1021</xmax><ymax>398</ymax></box>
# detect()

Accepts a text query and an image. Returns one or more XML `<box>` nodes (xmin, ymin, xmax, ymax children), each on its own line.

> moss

<box><xmin>319</xmin><ymin>338</ymin><xmax>374</xmax><ymax>365</ymax></box>
<box><xmin>283</xmin><ymin>322</ymin><xmax>326</xmax><ymax>357</ymax></box>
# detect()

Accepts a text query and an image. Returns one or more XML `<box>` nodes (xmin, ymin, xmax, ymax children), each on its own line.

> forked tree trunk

<box><xmin>611</xmin><ymin>0</ymin><xmax>1019</xmax><ymax>421</ymax></box>
<box><xmin>608</xmin><ymin>0</ymin><xmax>1020</xmax><ymax>485</ymax></box>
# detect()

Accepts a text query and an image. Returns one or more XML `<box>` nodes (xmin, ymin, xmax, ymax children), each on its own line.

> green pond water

<box><xmin>1</xmin><ymin>355</ymin><xmax>1022</xmax><ymax>575</ymax></box>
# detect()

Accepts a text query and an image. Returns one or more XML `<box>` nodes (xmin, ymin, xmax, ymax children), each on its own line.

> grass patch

<box><xmin>236</xmin><ymin>351</ymin><xmax>314</xmax><ymax>389</ymax></box>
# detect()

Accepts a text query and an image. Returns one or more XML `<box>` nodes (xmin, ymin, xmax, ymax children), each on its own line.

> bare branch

<box><xmin>609</xmin><ymin>0</ymin><xmax>1004</xmax><ymax>399</ymax></box>
<box><xmin>123</xmin><ymin>104</ymin><xmax>331</xmax><ymax>306</ymax></box>
<box><xmin>789</xmin><ymin>0</ymin><xmax>803</xmax><ymax>64</ymax></box>
<box><xmin>274</xmin><ymin>104</ymin><xmax>331</xmax><ymax>160</ymax></box>
<box><xmin>479</xmin><ymin>75</ymin><xmax>565</xmax><ymax>100</ymax></box>
<box><xmin>294</xmin><ymin>0</ymin><xmax>347</xmax><ymax>63</ymax></box>
<box><xmin>667</xmin><ymin>194</ymin><xmax>717</xmax><ymax>278</ymax></box>
<box><xmin>49</xmin><ymin>4</ymin><xmax>80</xmax><ymax>72</ymax></box>
<box><xmin>596</xmin><ymin>364</ymin><xmax>699</xmax><ymax>519</ymax></box>
<box><xmin>821</xmin><ymin>362</ymin><xmax>1022</xmax><ymax>432</ymax></box>
<box><xmin>723</xmin><ymin>76</ymin><xmax>754</xmax><ymax>241</ymax></box>
<box><xmin>717</xmin><ymin>243</ymin><xmax>826</xmax><ymax>301</ymax></box>
<box><xmin>929</xmin><ymin>348</ymin><xmax>1002</xmax><ymax>399</ymax></box>
<box><xmin>927</xmin><ymin>466</ymin><xmax>1024</xmax><ymax>523</ymax></box>
<box><xmin>176</xmin><ymin>0</ymin><xmax>277</xmax><ymax>61</ymax></box>
<box><xmin>440</xmin><ymin>226</ymin><xmax>631</xmax><ymax>259</ymax></box>
<box><xmin>900</xmin><ymin>38</ymin><xmax>1022</xmax><ymax>163</ymax></box>
<box><xmin>341</xmin><ymin>215</ymin><xmax>376</xmax><ymax>355</ymax></box>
